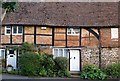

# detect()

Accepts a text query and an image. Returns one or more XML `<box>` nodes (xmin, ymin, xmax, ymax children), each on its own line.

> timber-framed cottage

<box><xmin>1</xmin><ymin>2</ymin><xmax>120</xmax><ymax>72</ymax></box>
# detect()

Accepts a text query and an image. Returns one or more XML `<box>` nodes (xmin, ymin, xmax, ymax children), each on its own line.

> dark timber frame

<box><xmin>2</xmin><ymin>24</ymin><xmax>105</xmax><ymax>70</ymax></box>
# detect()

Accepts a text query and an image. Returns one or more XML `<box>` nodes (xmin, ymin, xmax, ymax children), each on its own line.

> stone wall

<box><xmin>81</xmin><ymin>47</ymin><xmax>119</xmax><ymax>68</ymax></box>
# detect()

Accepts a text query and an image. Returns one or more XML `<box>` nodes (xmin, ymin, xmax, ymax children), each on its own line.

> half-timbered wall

<box><xmin>1</xmin><ymin>26</ymin><xmax>119</xmax><ymax>48</ymax></box>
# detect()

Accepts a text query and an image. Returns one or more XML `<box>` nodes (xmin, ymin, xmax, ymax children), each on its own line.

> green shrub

<box><xmin>19</xmin><ymin>52</ymin><xmax>40</xmax><ymax>76</ymax></box>
<box><xmin>19</xmin><ymin>42</ymin><xmax>34</xmax><ymax>54</ymax></box>
<box><xmin>54</xmin><ymin>57</ymin><xmax>68</xmax><ymax>70</ymax></box>
<box><xmin>54</xmin><ymin>57</ymin><xmax>71</xmax><ymax>77</ymax></box>
<box><xmin>104</xmin><ymin>63</ymin><xmax>120</xmax><ymax>79</ymax></box>
<box><xmin>38</xmin><ymin>54</ymin><xmax>55</xmax><ymax>77</ymax></box>
<box><xmin>57</xmin><ymin>70</ymin><xmax>71</xmax><ymax>78</ymax></box>
<box><xmin>80</xmin><ymin>64</ymin><xmax>107</xmax><ymax>80</ymax></box>
<box><xmin>39</xmin><ymin>67</ymin><xmax>47</xmax><ymax>77</ymax></box>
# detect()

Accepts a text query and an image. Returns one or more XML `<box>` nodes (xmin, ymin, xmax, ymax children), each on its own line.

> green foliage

<box><xmin>18</xmin><ymin>43</ymin><xmax>70</xmax><ymax>77</ymax></box>
<box><xmin>104</xmin><ymin>63</ymin><xmax>120</xmax><ymax>79</ymax></box>
<box><xmin>19</xmin><ymin>42</ymin><xmax>34</xmax><ymax>54</ymax></box>
<box><xmin>39</xmin><ymin>67</ymin><xmax>47</xmax><ymax>77</ymax></box>
<box><xmin>57</xmin><ymin>70</ymin><xmax>71</xmax><ymax>78</ymax></box>
<box><xmin>54</xmin><ymin>57</ymin><xmax>71</xmax><ymax>77</ymax></box>
<box><xmin>19</xmin><ymin>52</ymin><xmax>40</xmax><ymax>76</ymax></box>
<box><xmin>54</xmin><ymin>57</ymin><xmax>68</xmax><ymax>71</ymax></box>
<box><xmin>80</xmin><ymin>64</ymin><xmax>107</xmax><ymax>80</ymax></box>
<box><xmin>2</xmin><ymin>2</ymin><xmax>17</xmax><ymax>12</ymax></box>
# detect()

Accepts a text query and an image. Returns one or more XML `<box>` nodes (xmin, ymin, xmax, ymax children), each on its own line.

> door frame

<box><xmin>53</xmin><ymin>48</ymin><xmax>82</xmax><ymax>72</ymax></box>
<box><xmin>69</xmin><ymin>49</ymin><xmax>81</xmax><ymax>72</ymax></box>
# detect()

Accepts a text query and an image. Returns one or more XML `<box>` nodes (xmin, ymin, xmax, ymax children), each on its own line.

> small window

<box><xmin>5</xmin><ymin>26</ymin><xmax>23</xmax><ymax>35</ymax></box>
<box><xmin>53</xmin><ymin>48</ymin><xmax>68</xmax><ymax>58</ymax></box>
<box><xmin>9</xmin><ymin>50</ymin><xmax>14</xmax><ymax>54</ymax></box>
<box><xmin>13</xmin><ymin>26</ymin><xmax>17</xmax><ymax>34</ymax></box>
<box><xmin>67</xmin><ymin>28</ymin><xmax>80</xmax><ymax>35</ymax></box>
<box><xmin>0</xmin><ymin>49</ymin><xmax>5</xmax><ymax>59</ymax></box>
<box><xmin>12</xmin><ymin>26</ymin><xmax>23</xmax><ymax>35</ymax></box>
<box><xmin>111</xmin><ymin>28</ymin><xmax>118</xmax><ymax>39</ymax></box>
<box><xmin>5</xmin><ymin>26</ymin><xmax>11</xmax><ymax>35</ymax></box>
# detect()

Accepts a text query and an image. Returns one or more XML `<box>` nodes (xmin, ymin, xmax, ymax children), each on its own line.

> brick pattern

<box><xmin>101</xmin><ymin>28</ymin><xmax>119</xmax><ymax>47</ymax></box>
<box><xmin>54</xmin><ymin>41</ymin><xmax>66</xmax><ymax>47</ymax></box>
<box><xmin>1</xmin><ymin>35</ymin><xmax>10</xmax><ymax>43</ymax></box>
<box><xmin>25</xmin><ymin>35</ymin><xmax>34</xmax><ymax>44</ymax></box>
<box><xmin>24</xmin><ymin>26</ymin><xmax>34</xmax><ymax>34</ymax></box>
<box><xmin>12</xmin><ymin>35</ymin><xmax>22</xmax><ymax>44</ymax></box>
<box><xmin>36</xmin><ymin>27</ymin><xmax>52</xmax><ymax>34</ymax></box>
<box><xmin>36</xmin><ymin>36</ymin><xmax>52</xmax><ymax>44</ymax></box>
<box><xmin>55</xmin><ymin>34</ymin><xmax>65</xmax><ymax>40</ymax></box>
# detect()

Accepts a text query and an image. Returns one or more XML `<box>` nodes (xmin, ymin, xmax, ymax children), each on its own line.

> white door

<box><xmin>70</xmin><ymin>50</ymin><xmax>80</xmax><ymax>71</ymax></box>
<box><xmin>7</xmin><ymin>50</ymin><xmax>17</xmax><ymax>69</ymax></box>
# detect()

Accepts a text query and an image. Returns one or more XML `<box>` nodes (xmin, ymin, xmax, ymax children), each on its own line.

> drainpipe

<box><xmin>98</xmin><ymin>27</ymin><xmax>101</xmax><ymax>69</ymax></box>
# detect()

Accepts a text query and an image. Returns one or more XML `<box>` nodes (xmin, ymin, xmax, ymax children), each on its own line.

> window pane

<box><xmin>6</xmin><ymin>30</ymin><xmax>10</xmax><ymax>34</ymax></box>
<box><xmin>18</xmin><ymin>26</ymin><xmax>23</xmax><ymax>33</ymax></box>
<box><xmin>64</xmin><ymin>49</ymin><xmax>68</xmax><ymax>58</ymax></box>
<box><xmin>9</xmin><ymin>50</ymin><xmax>14</xmax><ymax>54</ymax></box>
<box><xmin>13</xmin><ymin>26</ymin><xmax>17</xmax><ymax>34</ymax></box>
<box><xmin>54</xmin><ymin>49</ymin><xmax>58</xmax><ymax>57</ymax></box>
<box><xmin>6</xmin><ymin>26</ymin><xmax>11</xmax><ymax>29</ymax></box>
<box><xmin>0</xmin><ymin>50</ymin><xmax>5</xmax><ymax>59</ymax></box>
<box><xmin>74</xmin><ymin>28</ymin><xmax>80</xmax><ymax>34</ymax></box>
<box><xmin>111</xmin><ymin>28</ymin><xmax>118</xmax><ymax>39</ymax></box>
<box><xmin>6</xmin><ymin>26</ymin><xmax>11</xmax><ymax>34</ymax></box>
<box><xmin>59</xmin><ymin>49</ymin><xmax>63</xmax><ymax>57</ymax></box>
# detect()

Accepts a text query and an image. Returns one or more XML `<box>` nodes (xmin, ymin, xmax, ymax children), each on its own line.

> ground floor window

<box><xmin>53</xmin><ymin>48</ymin><xmax>69</xmax><ymax>58</ymax></box>
<box><xmin>0</xmin><ymin>49</ymin><xmax>5</xmax><ymax>59</ymax></box>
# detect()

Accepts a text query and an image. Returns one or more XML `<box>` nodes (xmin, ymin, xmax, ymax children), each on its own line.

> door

<box><xmin>7</xmin><ymin>49</ymin><xmax>17</xmax><ymax>69</ymax></box>
<box><xmin>70</xmin><ymin>50</ymin><xmax>80</xmax><ymax>71</ymax></box>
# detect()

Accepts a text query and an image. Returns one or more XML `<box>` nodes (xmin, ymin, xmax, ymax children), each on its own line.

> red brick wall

<box><xmin>100</xmin><ymin>28</ymin><xmax>119</xmax><ymax>47</ymax></box>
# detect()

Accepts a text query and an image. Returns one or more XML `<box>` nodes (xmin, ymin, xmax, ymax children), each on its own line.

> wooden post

<box><xmin>98</xmin><ymin>27</ymin><xmax>101</xmax><ymax>68</ymax></box>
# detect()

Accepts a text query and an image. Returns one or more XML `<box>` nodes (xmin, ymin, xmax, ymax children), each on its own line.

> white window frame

<box><xmin>5</xmin><ymin>26</ymin><xmax>11</xmax><ymax>35</ymax></box>
<box><xmin>5</xmin><ymin>26</ymin><xmax>23</xmax><ymax>35</ymax></box>
<box><xmin>67</xmin><ymin>28</ymin><xmax>80</xmax><ymax>35</ymax></box>
<box><xmin>111</xmin><ymin>28</ymin><xmax>118</xmax><ymax>39</ymax></box>
<box><xmin>53</xmin><ymin>48</ymin><xmax>69</xmax><ymax>58</ymax></box>
<box><xmin>12</xmin><ymin>26</ymin><xmax>23</xmax><ymax>35</ymax></box>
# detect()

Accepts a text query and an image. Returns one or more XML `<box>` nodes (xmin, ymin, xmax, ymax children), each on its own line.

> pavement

<box><xmin>1</xmin><ymin>74</ymin><xmax>120</xmax><ymax>81</ymax></box>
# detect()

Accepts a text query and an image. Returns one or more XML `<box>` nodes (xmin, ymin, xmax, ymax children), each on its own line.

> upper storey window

<box><xmin>111</xmin><ymin>28</ymin><xmax>118</xmax><ymax>40</ymax></box>
<box><xmin>5</xmin><ymin>26</ymin><xmax>23</xmax><ymax>35</ymax></box>
<box><xmin>67</xmin><ymin>28</ymin><xmax>80</xmax><ymax>35</ymax></box>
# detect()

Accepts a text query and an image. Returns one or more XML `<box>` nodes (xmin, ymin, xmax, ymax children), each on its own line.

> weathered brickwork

<box><xmin>54</xmin><ymin>41</ymin><xmax>66</xmax><ymax>47</ymax></box>
<box><xmin>67</xmin><ymin>41</ymin><xmax>79</xmax><ymax>47</ymax></box>
<box><xmin>36</xmin><ymin>27</ymin><xmax>52</xmax><ymax>34</ymax></box>
<box><xmin>67</xmin><ymin>35</ymin><xmax>79</xmax><ymax>41</ymax></box>
<box><xmin>55</xmin><ymin>34</ymin><xmax>66</xmax><ymax>40</ymax></box>
<box><xmin>24</xmin><ymin>26</ymin><xmax>34</xmax><ymax>34</ymax></box>
<box><xmin>55</xmin><ymin>28</ymin><xmax>65</xmax><ymax>33</ymax></box>
<box><xmin>12</xmin><ymin>35</ymin><xmax>22</xmax><ymax>44</ymax></box>
<box><xmin>101</xmin><ymin>28</ymin><xmax>119</xmax><ymax>47</ymax></box>
<box><xmin>1</xmin><ymin>35</ymin><xmax>10</xmax><ymax>44</ymax></box>
<box><xmin>38</xmin><ymin>46</ymin><xmax>52</xmax><ymax>54</ymax></box>
<box><xmin>36</xmin><ymin>36</ymin><xmax>52</xmax><ymax>44</ymax></box>
<box><xmin>25</xmin><ymin>35</ymin><xmax>34</xmax><ymax>44</ymax></box>
<box><xmin>81</xmin><ymin>47</ymin><xmax>119</xmax><ymax>68</ymax></box>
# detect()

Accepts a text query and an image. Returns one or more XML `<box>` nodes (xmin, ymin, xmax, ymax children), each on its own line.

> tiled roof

<box><xmin>2</xmin><ymin>2</ymin><xmax>118</xmax><ymax>26</ymax></box>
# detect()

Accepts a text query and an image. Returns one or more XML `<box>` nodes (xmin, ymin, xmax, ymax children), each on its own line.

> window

<box><xmin>111</xmin><ymin>28</ymin><xmax>118</xmax><ymax>39</ymax></box>
<box><xmin>0</xmin><ymin>49</ymin><xmax>5</xmax><ymax>59</ymax></box>
<box><xmin>53</xmin><ymin>48</ymin><xmax>68</xmax><ymax>58</ymax></box>
<box><xmin>5</xmin><ymin>26</ymin><xmax>23</xmax><ymax>35</ymax></box>
<box><xmin>12</xmin><ymin>26</ymin><xmax>23</xmax><ymax>35</ymax></box>
<box><xmin>67</xmin><ymin>28</ymin><xmax>80</xmax><ymax>35</ymax></box>
<box><xmin>5</xmin><ymin>26</ymin><xmax>11</xmax><ymax>35</ymax></box>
